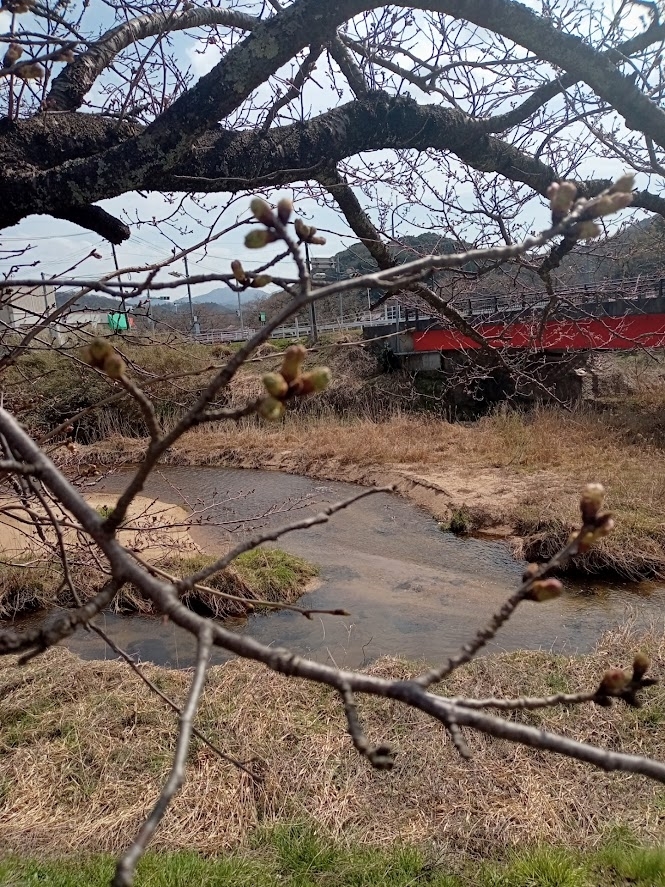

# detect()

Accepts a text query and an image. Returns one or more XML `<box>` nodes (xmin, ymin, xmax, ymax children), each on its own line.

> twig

<box><xmin>0</xmin><ymin>578</ymin><xmax>120</xmax><ymax>658</ymax></box>
<box><xmin>454</xmin><ymin>690</ymin><xmax>598</xmax><ymax>710</ymax></box>
<box><xmin>340</xmin><ymin>683</ymin><xmax>395</xmax><ymax>769</ymax></box>
<box><xmin>113</xmin><ymin>623</ymin><xmax>213</xmax><ymax>887</ymax></box>
<box><xmin>118</xmin><ymin>376</ymin><xmax>161</xmax><ymax>443</ymax></box>
<box><xmin>413</xmin><ymin>528</ymin><xmax>592</xmax><ymax>688</ymax></box>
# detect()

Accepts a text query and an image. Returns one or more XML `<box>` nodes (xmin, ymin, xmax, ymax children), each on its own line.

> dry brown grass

<box><xmin>0</xmin><ymin>625</ymin><xmax>663</xmax><ymax>858</ymax></box>
<box><xmin>73</xmin><ymin>407</ymin><xmax>665</xmax><ymax>579</ymax></box>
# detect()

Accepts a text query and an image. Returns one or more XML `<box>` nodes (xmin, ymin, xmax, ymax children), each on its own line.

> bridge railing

<box><xmin>455</xmin><ymin>275</ymin><xmax>663</xmax><ymax>317</ymax></box>
<box><xmin>193</xmin><ymin>315</ymin><xmax>391</xmax><ymax>345</ymax></box>
<box><xmin>193</xmin><ymin>276</ymin><xmax>665</xmax><ymax>344</ymax></box>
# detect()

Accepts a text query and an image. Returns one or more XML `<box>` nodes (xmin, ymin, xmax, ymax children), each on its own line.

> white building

<box><xmin>0</xmin><ymin>284</ymin><xmax>55</xmax><ymax>329</ymax></box>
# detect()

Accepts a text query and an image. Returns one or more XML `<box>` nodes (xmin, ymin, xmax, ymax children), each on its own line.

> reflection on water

<box><xmin>15</xmin><ymin>468</ymin><xmax>665</xmax><ymax>669</ymax></box>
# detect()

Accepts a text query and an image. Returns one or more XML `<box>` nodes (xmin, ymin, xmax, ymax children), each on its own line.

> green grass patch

<box><xmin>170</xmin><ymin>550</ymin><xmax>317</xmax><ymax>618</ymax></box>
<box><xmin>2</xmin><ymin>830</ymin><xmax>664</xmax><ymax>886</ymax></box>
<box><xmin>233</xmin><ymin>548</ymin><xmax>318</xmax><ymax>600</ymax></box>
<box><xmin>481</xmin><ymin>846</ymin><xmax>589</xmax><ymax>887</ymax></box>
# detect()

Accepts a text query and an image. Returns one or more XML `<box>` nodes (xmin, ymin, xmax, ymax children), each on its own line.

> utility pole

<box><xmin>237</xmin><ymin>290</ymin><xmax>244</xmax><ymax>336</ymax></box>
<box><xmin>41</xmin><ymin>272</ymin><xmax>60</xmax><ymax>345</ymax></box>
<box><xmin>304</xmin><ymin>242</ymin><xmax>318</xmax><ymax>344</ymax></box>
<box><xmin>182</xmin><ymin>253</ymin><xmax>198</xmax><ymax>336</ymax></box>
<box><xmin>111</xmin><ymin>244</ymin><xmax>127</xmax><ymax>322</ymax></box>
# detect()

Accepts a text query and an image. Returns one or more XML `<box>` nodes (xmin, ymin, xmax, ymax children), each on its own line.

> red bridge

<box><xmin>365</xmin><ymin>276</ymin><xmax>665</xmax><ymax>355</ymax></box>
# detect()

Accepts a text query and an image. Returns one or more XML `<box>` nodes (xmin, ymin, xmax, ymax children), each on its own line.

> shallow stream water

<box><xmin>50</xmin><ymin>467</ymin><xmax>665</xmax><ymax>669</ymax></box>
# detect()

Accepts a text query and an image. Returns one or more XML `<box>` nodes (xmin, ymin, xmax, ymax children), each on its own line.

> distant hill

<box><xmin>328</xmin><ymin>232</ymin><xmax>467</xmax><ymax>279</ymax></box>
<box><xmin>56</xmin><ymin>290</ymin><xmax>121</xmax><ymax>310</ymax></box>
<box><xmin>174</xmin><ymin>286</ymin><xmax>269</xmax><ymax>308</ymax></box>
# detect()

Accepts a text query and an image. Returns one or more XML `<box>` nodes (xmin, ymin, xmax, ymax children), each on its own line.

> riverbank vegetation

<box><xmin>0</xmin><ymin>550</ymin><xmax>317</xmax><ymax>620</ymax></box>
<box><xmin>2</xmin><ymin>626</ymin><xmax>663</xmax><ymax>863</ymax></box>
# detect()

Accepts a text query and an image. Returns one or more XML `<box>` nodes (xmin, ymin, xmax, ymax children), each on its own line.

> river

<box><xmin>51</xmin><ymin>467</ymin><xmax>665</xmax><ymax>669</ymax></box>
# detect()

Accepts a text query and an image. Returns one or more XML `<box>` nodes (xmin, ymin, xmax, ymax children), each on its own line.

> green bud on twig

<box><xmin>262</xmin><ymin>372</ymin><xmax>289</xmax><ymax>399</ymax></box>
<box><xmin>102</xmin><ymin>353</ymin><xmax>127</xmax><ymax>380</ymax></box>
<box><xmin>245</xmin><ymin>229</ymin><xmax>277</xmax><ymax>249</ymax></box>
<box><xmin>231</xmin><ymin>260</ymin><xmax>247</xmax><ymax>283</ymax></box>
<box><xmin>280</xmin><ymin>344</ymin><xmax>307</xmax><ymax>383</ymax></box>
<box><xmin>83</xmin><ymin>338</ymin><xmax>112</xmax><ymax>366</ymax></box>
<box><xmin>293</xmin><ymin>367</ymin><xmax>332</xmax><ymax>395</ymax></box>
<box><xmin>294</xmin><ymin>218</ymin><xmax>311</xmax><ymax>241</ymax></box>
<box><xmin>258</xmin><ymin>397</ymin><xmax>285</xmax><ymax>421</ymax></box>
<box><xmin>250</xmin><ymin>197</ymin><xmax>274</xmax><ymax>226</ymax></box>
<box><xmin>81</xmin><ymin>338</ymin><xmax>126</xmax><ymax>379</ymax></box>
<box><xmin>632</xmin><ymin>652</ymin><xmax>651</xmax><ymax>681</ymax></box>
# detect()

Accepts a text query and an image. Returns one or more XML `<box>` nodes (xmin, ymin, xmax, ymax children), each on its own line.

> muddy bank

<box><xmin>67</xmin><ymin>433</ymin><xmax>665</xmax><ymax>581</ymax></box>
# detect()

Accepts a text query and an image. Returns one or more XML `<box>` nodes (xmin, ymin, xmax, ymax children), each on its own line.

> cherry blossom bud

<box><xmin>231</xmin><ymin>260</ymin><xmax>246</xmax><ymax>283</ymax></box>
<box><xmin>244</xmin><ymin>229</ymin><xmax>277</xmax><ymax>248</ymax></box>
<box><xmin>294</xmin><ymin>367</ymin><xmax>332</xmax><ymax>395</ymax></box>
<box><xmin>589</xmin><ymin>196</ymin><xmax>616</xmax><ymax>217</ymax></box>
<box><xmin>576</xmin><ymin>221</ymin><xmax>601</xmax><ymax>240</ymax></box>
<box><xmin>522</xmin><ymin>562</ymin><xmax>540</xmax><ymax>582</ymax></box>
<box><xmin>632</xmin><ymin>652</ymin><xmax>651</xmax><ymax>681</ymax></box>
<box><xmin>294</xmin><ymin>218</ymin><xmax>311</xmax><ymax>241</ymax></box>
<box><xmin>258</xmin><ymin>397</ymin><xmax>285</xmax><ymax>421</ymax></box>
<box><xmin>250</xmin><ymin>197</ymin><xmax>274</xmax><ymax>226</ymax></box>
<box><xmin>277</xmin><ymin>197</ymin><xmax>293</xmax><ymax>224</ymax></box>
<box><xmin>608</xmin><ymin>192</ymin><xmax>634</xmax><ymax>211</ymax></box>
<box><xmin>262</xmin><ymin>372</ymin><xmax>288</xmax><ymax>399</ymax></box>
<box><xmin>280</xmin><ymin>344</ymin><xmax>307</xmax><ymax>383</ymax></box>
<box><xmin>54</xmin><ymin>49</ymin><xmax>75</xmax><ymax>63</ymax></box>
<box><xmin>580</xmin><ymin>483</ymin><xmax>605</xmax><ymax>523</ymax></box>
<box><xmin>527</xmin><ymin>578</ymin><xmax>563</xmax><ymax>602</ymax></box>
<box><xmin>16</xmin><ymin>63</ymin><xmax>44</xmax><ymax>81</ymax></box>
<box><xmin>3</xmin><ymin>43</ymin><xmax>22</xmax><ymax>67</ymax></box>
<box><xmin>609</xmin><ymin>174</ymin><xmax>635</xmax><ymax>194</ymax></box>
<box><xmin>102</xmin><ymin>353</ymin><xmax>126</xmax><ymax>380</ymax></box>
<box><xmin>549</xmin><ymin>181</ymin><xmax>577</xmax><ymax>216</ymax></box>
<box><xmin>82</xmin><ymin>338</ymin><xmax>112</xmax><ymax>367</ymax></box>
<box><xmin>598</xmin><ymin>668</ymin><xmax>628</xmax><ymax>695</ymax></box>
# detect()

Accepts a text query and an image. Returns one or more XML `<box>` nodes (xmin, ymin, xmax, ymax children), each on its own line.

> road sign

<box><xmin>311</xmin><ymin>257</ymin><xmax>336</xmax><ymax>271</ymax></box>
